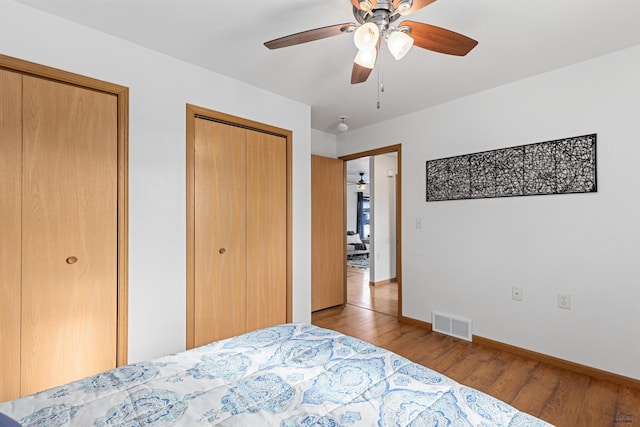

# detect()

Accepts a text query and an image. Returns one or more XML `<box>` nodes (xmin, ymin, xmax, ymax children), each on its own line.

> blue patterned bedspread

<box><xmin>0</xmin><ymin>324</ymin><xmax>553</xmax><ymax>426</ymax></box>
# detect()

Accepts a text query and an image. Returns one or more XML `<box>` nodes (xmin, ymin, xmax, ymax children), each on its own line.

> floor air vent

<box><xmin>432</xmin><ymin>311</ymin><xmax>473</xmax><ymax>341</ymax></box>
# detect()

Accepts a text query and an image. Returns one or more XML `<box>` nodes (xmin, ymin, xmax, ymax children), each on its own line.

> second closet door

<box><xmin>194</xmin><ymin>119</ymin><xmax>247</xmax><ymax>345</ymax></box>
<box><xmin>245</xmin><ymin>129</ymin><xmax>286</xmax><ymax>332</ymax></box>
<box><xmin>193</xmin><ymin>119</ymin><xmax>286</xmax><ymax>347</ymax></box>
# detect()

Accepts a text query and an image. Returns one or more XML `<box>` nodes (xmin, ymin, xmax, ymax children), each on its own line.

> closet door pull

<box><xmin>219</xmin><ymin>248</ymin><xmax>226</xmax><ymax>254</ymax></box>
<box><xmin>66</xmin><ymin>256</ymin><xmax>78</xmax><ymax>264</ymax></box>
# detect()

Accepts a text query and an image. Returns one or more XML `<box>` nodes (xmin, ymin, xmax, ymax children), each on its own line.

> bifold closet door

<box><xmin>20</xmin><ymin>75</ymin><xmax>118</xmax><ymax>395</ymax></box>
<box><xmin>194</xmin><ymin>119</ymin><xmax>248</xmax><ymax>346</ymax></box>
<box><xmin>0</xmin><ymin>69</ymin><xmax>23</xmax><ymax>401</ymax></box>
<box><xmin>192</xmin><ymin>118</ymin><xmax>287</xmax><ymax>347</ymax></box>
<box><xmin>245</xmin><ymin>130</ymin><xmax>286</xmax><ymax>331</ymax></box>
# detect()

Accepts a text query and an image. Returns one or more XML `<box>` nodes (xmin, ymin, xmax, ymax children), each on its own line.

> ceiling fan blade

<box><xmin>351</xmin><ymin>63</ymin><xmax>373</xmax><ymax>84</ymax></box>
<box><xmin>264</xmin><ymin>23</ymin><xmax>356</xmax><ymax>49</ymax></box>
<box><xmin>402</xmin><ymin>20</ymin><xmax>478</xmax><ymax>56</ymax></box>
<box><xmin>393</xmin><ymin>0</ymin><xmax>437</xmax><ymax>14</ymax></box>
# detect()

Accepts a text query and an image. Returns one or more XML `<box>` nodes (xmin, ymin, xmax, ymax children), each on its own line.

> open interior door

<box><xmin>311</xmin><ymin>155</ymin><xmax>345</xmax><ymax>311</ymax></box>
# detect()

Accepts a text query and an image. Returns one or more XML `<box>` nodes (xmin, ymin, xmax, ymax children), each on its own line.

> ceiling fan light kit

<box><xmin>354</xmin><ymin>48</ymin><xmax>378</xmax><ymax>69</ymax></box>
<box><xmin>264</xmin><ymin>0</ymin><xmax>478</xmax><ymax>85</ymax></box>
<box><xmin>357</xmin><ymin>172</ymin><xmax>368</xmax><ymax>191</ymax></box>
<box><xmin>387</xmin><ymin>30</ymin><xmax>414</xmax><ymax>60</ymax></box>
<box><xmin>354</xmin><ymin>22</ymin><xmax>380</xmax><ymax>50</ymax></box>
<box><xmin>358</xmin><ymin>1</ymin><xmax>373</xmax><ymax>12</ymax></box>
<box><xmin>395</xmin><ymin>0</ymin><xmax>413</xmax><ymax>15</ymax></box>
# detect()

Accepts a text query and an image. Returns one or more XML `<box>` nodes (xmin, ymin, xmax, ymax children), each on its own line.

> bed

<box><xmin>0</xmin><ymin>324</ymin><xmax>552</xmax><ymax>426</ymax></box>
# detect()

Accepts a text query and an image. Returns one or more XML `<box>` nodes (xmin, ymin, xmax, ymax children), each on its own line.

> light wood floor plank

<box><xmin>346</xmin><ymin>265</ymin><xmax>397</xmax><ymax>317</ymax></box>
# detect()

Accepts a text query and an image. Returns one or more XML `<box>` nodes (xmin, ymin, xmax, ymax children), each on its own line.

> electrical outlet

<box><xmin>512</xmin><ymin>287</ymin><xmax>523</xmax><ymax>301</ymax></box>
<box><xmin>416</xmin><ymin>217</ymin><xmax>423</xmax><ymax>229</ymax></box>
<box><xmin>558</xmin><ymin>294</ymin><xmax>571</xmax><ymax>309</ymax></box>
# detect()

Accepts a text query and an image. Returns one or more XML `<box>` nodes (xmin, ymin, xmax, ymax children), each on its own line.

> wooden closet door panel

<box><xmin>311</xmin><ymin>155</ymin><xmax>345</xmax><ymax>311</ymax></box>
<box><xmin>246</xmin><ymin>131</ymin><xmax>287</xmax><ymax>331</ymax></box>
<box><xmin>194</xmin><ymin>119</ymin><xmax>247</xmax><ymax>346</ymax></box>
<box><xmin>0</xmin><ymin>69</ymin><xmax>22</xmax><ymax>401</ymax></box>
<box><xmin>21</xmin><ymin>76</ymin><xmax>118</xmax><ymax>395</ymax></box>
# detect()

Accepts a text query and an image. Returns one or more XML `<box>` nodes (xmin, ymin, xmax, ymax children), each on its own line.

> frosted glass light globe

<box><xmin>387</xmin><ymin>31</ymin><xmax>414</xmax><ymax>60</ymax></box>
<box><xmin>354</xmin><ymin>23</ymin><xmax>380</xmax><ymax>50</ymax></box>
<box><xmin>354</xmin><ymin>48</ymin><xmax>377</xmax><ymax>69</ymax></box>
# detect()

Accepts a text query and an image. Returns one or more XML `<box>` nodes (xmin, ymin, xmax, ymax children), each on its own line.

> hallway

<box><xmin>346</xmin><ymin>265</ymin><xmax>397</xmax><ymax>317</ymax></box>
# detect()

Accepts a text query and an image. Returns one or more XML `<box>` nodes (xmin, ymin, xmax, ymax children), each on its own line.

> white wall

<box><xmin>371</xmin><ymin>155</ymin><xmax>397</xmax><ymax>282</ymax></box>
<box><xmin>346</xmin><ymin>184</ymin><xmax>359</xmax><ymax>233</ymax></box>
<box><xmin>1</xmin><ymin>0</ymin><xmax>312</xmax><ymax>363</ymax></box>
<box><xmin>311</xmin><ymin>129</ymin><xmax>337</xmax><ymax>157</ymax></box>
<box><xmin>337</xmin><ymin>45</ymin><xmax>640</xmax><ymax>380</ymax></box>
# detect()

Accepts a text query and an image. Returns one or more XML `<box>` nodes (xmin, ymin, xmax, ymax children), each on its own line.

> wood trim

<box><xmin>0</xmin><ymin>54</ymin><xmax>128</xmax><ymax>96</ymax></box>
<box><xmin>340</xmin><ymin>144</ymin><xmax>402</xmax><ymax>318</ymax></box>
<box><xmin>187</xmin><ymin>104</ymin><xmax>291</xmax><ymax>138</ymax></box>
<box><xmin>0</xmin><ymin>68</ymin><xmax>23</xmax><ymax>401</ymax></box>
<box><xmin>340</xmin><ymin>144</ymin><xmax>402</xmax><ymax>162</ymax></box>
<box><xmin>473</xmin><ymin>334</ymin><xmax>640</xmax><ymax>390</ymax></box>
<box><xmin>398</xmin><ymin>314</ymin><xmax>640</xmax><ymax>390</ymax></box>
<box><xmin>0</xmin><ymin>54</ymin><xmax>129</xmax><ymax>367</ymax></box>
<box><xmin>185</xmin><ymin>107</ymin><xmax>196</xmax><ymax>349</ymax></box>
<box><xmin>342</xmin><ymin>161</ymin><xmax>348</xmax><ymax>307</ymax></box>
<box><xmin>399</xmin><ymin>316</ymin><xmax>433</xmax><ymax>331</ymax></box>
<box><xmin>286</xmin><ymin>126</ymin><xmax>293</xmax><ymax>324</ymax></box>
<box><xmin>185</xmin><ymin>104</ymin><xmax>293</xmax><ymax>349</ymax></box>
<box><xmin>116</xmin><ymin>88</ymin><xmax>129</xmax><ymax>367</ymax></box>
<box><xmin>370</xmin><ymin>278</ymin><xmax>397</xmax><ymax>287</ymax></box>
<box><xmin>396</xmin><ymin>147</ymin><xmax>402</xmax><ymax>318</ymax></box>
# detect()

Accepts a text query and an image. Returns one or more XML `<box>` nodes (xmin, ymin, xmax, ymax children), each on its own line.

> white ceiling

<box><xmin>345</xmin><ymin>153</ymin><xmax>397</xmax><ymax>183</ymax></box>
<box><xmin>346</xmin><ymin>157</ymin><xmax>371</xmax><ymax>183</ymax></box>
<box><xmin>17</xmin><ymin>0</ymin><xmax>640</xmax><ymax>134</ymax></box>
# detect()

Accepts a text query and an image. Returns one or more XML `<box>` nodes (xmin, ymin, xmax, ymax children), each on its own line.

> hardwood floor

<box><xmin>312</xmin><ymin>304</ymin><xmax>640</xmax><ymax>427</ymax></box>
<box><xmin>347</xmin><ymin>264</ymin><xmax>398</xmax><ymax>317</ymax></box>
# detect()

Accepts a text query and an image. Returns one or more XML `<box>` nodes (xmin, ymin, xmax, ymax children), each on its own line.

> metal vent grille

<box><xmin>432</xmin><ymin>311</ymin><xmax>473</xmax><ymax>341</ymax></box>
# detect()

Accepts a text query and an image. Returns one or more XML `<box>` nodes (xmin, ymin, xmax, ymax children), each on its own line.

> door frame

<box><xmin>0</xmin><ymin>54</ymin><xmax>129</xmax><ymax>366</ymax></box>
<box><xmin>340</xmin><ymin>144</ymin><xmax>402</xmax><ymax>318</ymax></box>
<box><xmin>185</xmin><ymin>104</ymin><xmax>293</xmax><ymax>349</ymax></box>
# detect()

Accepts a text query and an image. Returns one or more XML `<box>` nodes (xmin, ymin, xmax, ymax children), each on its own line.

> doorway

<box><xmin>341</xmin><ymin>145</ymin><xmax>401</xmax><ymax>318</ymax></box>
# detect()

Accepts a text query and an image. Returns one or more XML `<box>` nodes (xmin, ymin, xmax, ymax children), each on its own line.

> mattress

<box><xmin>0</xmin><ymin>323</ymin><xmax>552</xmax><ymax>426</ymax></box>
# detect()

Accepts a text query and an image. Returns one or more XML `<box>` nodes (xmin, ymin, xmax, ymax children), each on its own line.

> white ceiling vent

<box><xmin>432</xmin><ymin>311</ymin><xmax>473</xmax><ymax>342</ymax></box>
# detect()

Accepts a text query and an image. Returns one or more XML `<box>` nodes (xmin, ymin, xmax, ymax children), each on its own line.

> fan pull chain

<box><xmin>377</xmin><ymin>48</ymin><xmax>384</xmax><ymax>109</ymax></box>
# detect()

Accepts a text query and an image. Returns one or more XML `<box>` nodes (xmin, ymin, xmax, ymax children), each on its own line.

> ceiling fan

<box><xmin>356</xmin><ymin>172</ymin><xmax>368</xmax><ymax>191</ymax></box>
<box><xmin>264</xmin><ymin>0</ymin><xmax>478</xmax><ymax>85</ymax></box>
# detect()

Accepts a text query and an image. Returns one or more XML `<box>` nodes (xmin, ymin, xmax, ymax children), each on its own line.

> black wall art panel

<box><xmin>426</xmin><ymin>134</ymin><xmax>597</xmax><ymax>202</ymax></box>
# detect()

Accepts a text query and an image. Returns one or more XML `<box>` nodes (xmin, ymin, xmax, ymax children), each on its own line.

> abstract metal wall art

<box><xmin>426</xmin><ymin>134</ymin><xmax>597</xmax><ymax>202</ymax></box>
